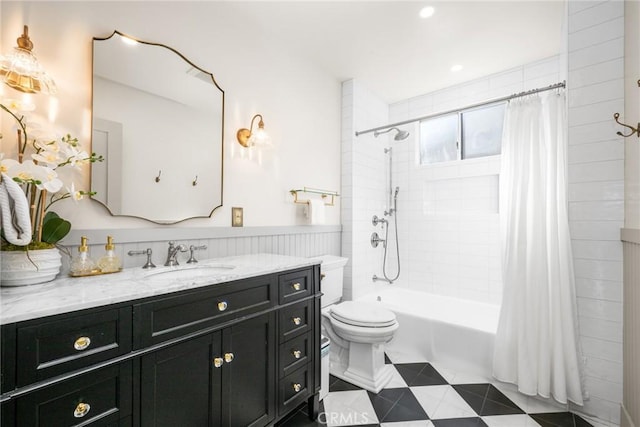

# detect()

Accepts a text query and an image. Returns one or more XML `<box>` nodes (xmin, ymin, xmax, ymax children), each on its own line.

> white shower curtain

<box><xmin>493</xmin><ymin>92</ymin><xmax>585</xmax><ymax>405</ymax></box>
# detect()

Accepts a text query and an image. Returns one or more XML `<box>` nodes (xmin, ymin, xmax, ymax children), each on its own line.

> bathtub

<box><xmin>358</xmin><ymin>288</ymin><xmax>500</xmax><ymax>379</ymax></box>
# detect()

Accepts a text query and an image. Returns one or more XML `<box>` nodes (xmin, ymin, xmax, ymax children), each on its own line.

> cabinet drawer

<box><xmin>279</xmin><ymin>333</ymin><xmax>311</xmax><ymax>378</ymax></box>
<box><xmin>279</xmin><ymin>300</ymin><xmax>312</xmax><ymax>342</ymax></box>
<box><xmin>135</xmin><ymin>275</ymin><xmax>276</xmax><ymax>348</ymax></box>
<box><xmin>279</xmin><ymin>364</ymin><xmax>311</xmax><ymax>417</ymax></box>
<box><xmin>14</xmin><ymin>362</ymin><xmax>132</xmax><ymax>427</ymax></box>
<box><xmin>279</xmin><ymin>269</ymin><xmax>313</xmax><ymax>304</ymax></box>
<box><xmin>16</xmin><ymin>307</ymin><xmax>131</xmax><ymax>387</ymax></box>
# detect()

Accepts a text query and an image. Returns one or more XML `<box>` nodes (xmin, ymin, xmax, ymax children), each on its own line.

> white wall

<box><xmin>0</xmin><ymin>1</ymin><xmax>342</xmax><ymax>229</ymax></box>
<box><xmin>622</xmin><ymin>3</ymin><xmax>640</xmax><ymax>427</ymax></box>
<box><xmin>341</xmin><ymin>80</ymin><xmax>389</xmax><ymax>301</ymax></box>
<box><xmin>625</xmin><ymin>1</ymin><xmax>640</xmax><ymax>231</ymax></box>
<box><xmin>567</xmin><ymin>1</ymin><xmax>625</xmax><ymax>423</ymax></box>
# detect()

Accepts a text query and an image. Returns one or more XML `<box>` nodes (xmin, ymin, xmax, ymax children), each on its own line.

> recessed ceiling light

<box><xmin>451</xmin><ymin>64</ymin><xmax>463</xmax><ymax>72</ymax></box>
<box><xmin>419</xmin><ymin>6</ymin><xmax>435</xmax><ymax>19</ymax></box>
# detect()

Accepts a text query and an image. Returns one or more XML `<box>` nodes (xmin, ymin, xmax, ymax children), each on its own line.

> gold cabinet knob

<box><xmin>217</xmin><ymin>301</ymin><xmax>228</xmax><ymax>311</ymax></box>
<box><xmin>213</xmin><ymin>357</ymin><xmax>224</xmax><ymax>368</ymax></box>
<box><xmin>73</xmin><ymin>336</ymin><xmax>91</xmax><ymax>351</ymax></box>
<box><xmin>224</xmin><ymin>352</ymin><xmax>234</xmax><ymax>363</ymax></box>
<box><xmin>292</xmin><ymin>350</ymin><xmax>302</xmax><ymax>359</ymax></box>
<box><xmin>320</xmin><ymin>273</ymin><xmax>326</xmax><ymax>281</ymax></box>
<box><xmin>292</xmin><ymin>383</ymin><xmax>302</xmax><ymax>393</ymax></box>
<box><xmin>74</xmin><ymin>402</ymin><xmax>91</xmax><ymax>418</ymax></box>
<box><xmin>291</xmin><ymin>282</ymin><xmax>301</xmax><ymax>291</ymax></box>
<box><xmin>292</xmin><ymin>317</ymin><xmax>302</xmax><ymax>326</ymax></box>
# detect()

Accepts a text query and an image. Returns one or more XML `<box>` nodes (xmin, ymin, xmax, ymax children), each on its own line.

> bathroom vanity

<box><xmin>0</xmin><ymin>254</ymin><xmax>321</xmax><ymax>426</ymax></box>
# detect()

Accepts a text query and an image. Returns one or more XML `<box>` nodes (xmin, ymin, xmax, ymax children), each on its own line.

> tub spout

<box><xmin>372</xmin><ymin>274</ymin><xmax>393</xmax><ymax>284</ymax></box>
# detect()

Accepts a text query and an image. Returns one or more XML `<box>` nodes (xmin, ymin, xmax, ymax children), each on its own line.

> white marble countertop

<box><xmin>0</xmin><ymin>253</ymin><xmax>318</xmax><ymax>325</ymax></box>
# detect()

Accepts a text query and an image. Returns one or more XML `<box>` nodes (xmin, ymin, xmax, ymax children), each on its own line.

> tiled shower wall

<box><xmin>62</xmin><ymin>226</ymin><xmax>341</xmax><ymax>274</ymax></box>
<box><xmin>386</xmin><ymin>55</ymin><xmax>563</xmax><ymax>305</ymax></box>
<box><xmin>341</xmin><ymin>80</ymin><xmax>390</xmax><ymax>301</ymax></box>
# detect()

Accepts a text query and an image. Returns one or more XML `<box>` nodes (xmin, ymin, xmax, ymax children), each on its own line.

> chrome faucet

<box><xmin>165</xmin><ymin>241</ymin><xmax>187</xmax><ymax>266</ymax></box>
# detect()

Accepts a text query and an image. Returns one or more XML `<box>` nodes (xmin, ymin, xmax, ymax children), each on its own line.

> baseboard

<box><xmin>621</xmin><ymin>404</ymin><xmax>636</xmax><ymax>427</ymax></box>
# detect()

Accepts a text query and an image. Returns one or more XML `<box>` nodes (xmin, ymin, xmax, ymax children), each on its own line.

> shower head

<box><xmin>374</xmin><ymin>127</ymin><xmax>410</xmax><ymax>141</ymax></box>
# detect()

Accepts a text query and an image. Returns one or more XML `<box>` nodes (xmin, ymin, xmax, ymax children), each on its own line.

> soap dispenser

<box><xmin>70</xmin><ymin>236</ymin><xmax>97</xmax><ymax>275</ymax></box>
<box><xmin>97</xmin><ymin>236</ymin><xmax>122</xmax><ymax>273</ymax></box>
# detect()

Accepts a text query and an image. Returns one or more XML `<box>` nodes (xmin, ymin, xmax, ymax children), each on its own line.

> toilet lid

<box><xmin>330</xmin><ymin>301</ymin><xmax>397</xmax><ymax>328</ymax></box>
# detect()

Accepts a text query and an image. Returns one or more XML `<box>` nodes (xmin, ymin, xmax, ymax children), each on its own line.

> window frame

<box><xmin>418</xmin><ymin>101</ymin><xmax>506</xmax><ymax>165</ymax></box>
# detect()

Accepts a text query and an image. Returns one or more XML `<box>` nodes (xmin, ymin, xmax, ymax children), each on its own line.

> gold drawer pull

<box><xmin>292</xmin><ymin>350</ymin><xmax>302</xmax><ymax>359</ymax></box>
<box><xmin>214</xmin><ymin>357</ymin><xmax>224</xmax><ymax>368</ymax></box>
<box><xmin>74</xmin><ymin>336</ymin><xmax>91</xmax><ymax>351</ymax></box>
<box><xmin>217</xmin><ymin>301</ymin><xmax>228</xmax><ymax>311</ymax></box>
<box><xmin>292</xmin><ymin>317</ymin><xmax>302</xmax><ymax>326</ymax></box>
<box><xmin>291</xmin><ymin>282</ymin><xmax>302</xmax><ymax>291</ymax></box>
<box><xmin>74</xmin><ymin>402</ymin><xmax>91</xmax><ymax>418</ymax></box>
<box><xmin>292</xmin><ymin>383</ymin><xmax>302</xmax><ymax>393</ymax></box>
<box><xmin>224</xmin><ymin>352</ymin><xmax>234</xmax><ymax>363</ymax></box>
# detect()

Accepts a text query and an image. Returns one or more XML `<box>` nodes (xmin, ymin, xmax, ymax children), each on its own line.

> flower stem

<box><xmin>37</xmin><ymin>190</ymin><xmax>47</xmax><ymax>242</ymax></box>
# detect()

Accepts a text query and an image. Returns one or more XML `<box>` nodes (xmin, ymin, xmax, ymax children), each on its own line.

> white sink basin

<box><xmin>144</xmin><ymin>265</ymin><xmax>236</xmax><ymax>282</ymax></box>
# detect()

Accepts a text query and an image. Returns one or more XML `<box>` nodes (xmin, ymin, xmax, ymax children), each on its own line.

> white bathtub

<box><xmin>358</xmin><ymin>288</ymin><xmax>501</xmax><ymax>379</ymax></box>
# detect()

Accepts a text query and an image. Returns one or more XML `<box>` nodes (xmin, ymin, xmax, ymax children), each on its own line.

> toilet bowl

<box><xmin>311</xmin><ymin>255</ymin><xmax>399</xmax><ymax>394</ymax></box>
<box><xmin>321</xmin><ymin>301</ymin><xmax>398</xmax><ymax>393</ymax></box>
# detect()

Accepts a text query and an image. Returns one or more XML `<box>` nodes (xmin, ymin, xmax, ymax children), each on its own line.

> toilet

<box><xmin>313</xmin><ymin>255</ymin><xmax>398</xmax><ymax>393</ymax></box>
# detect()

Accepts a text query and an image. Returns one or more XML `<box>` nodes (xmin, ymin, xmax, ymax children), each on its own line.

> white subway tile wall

<box><xmin>384</xmin><ymin>56</ymin><xmax>561</xmax><ymax>305</ymax></box>
<box><xmin>568</xmin><ymin>1</ymin><xmax>624</xmax><ymax>423</ymax></box>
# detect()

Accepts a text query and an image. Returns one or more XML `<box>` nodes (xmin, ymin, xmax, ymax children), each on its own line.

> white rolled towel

<box><xmin>0</xmin><ymin>172</ymin><xmax>32</xmax><ymax>246</ymax></box>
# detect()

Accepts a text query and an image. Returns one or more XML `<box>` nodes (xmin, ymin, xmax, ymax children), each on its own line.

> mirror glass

<box><xmin>91</xmin><ymin>31</ymin><xmax>224</xmax><ymax>224</ymax></box>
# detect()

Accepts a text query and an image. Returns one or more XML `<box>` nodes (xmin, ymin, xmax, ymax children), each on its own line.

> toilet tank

<box><xmin>309</xmin><ymin>255</ymin><xmax>348</xmax><ymax>308</ymax></box>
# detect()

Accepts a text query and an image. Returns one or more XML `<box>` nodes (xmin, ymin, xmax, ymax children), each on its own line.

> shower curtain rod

<box><xmin>354</xmin><ymin>80</ymin><xmax>566</xmax><ymax>137</ymax></box>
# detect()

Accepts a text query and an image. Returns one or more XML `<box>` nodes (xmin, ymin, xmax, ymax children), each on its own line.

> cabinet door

<box><xmin>221</xmin><ymin>313</ymin><xmax>276</xmax><ymax>427</ymax></box>
<box><xmin>140</xmin><ymin>333</ymin><xmax>221</xmax><ymax>427</ymax></box>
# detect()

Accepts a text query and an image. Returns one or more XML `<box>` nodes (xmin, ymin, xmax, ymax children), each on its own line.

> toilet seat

<box><xmin>330</xmin><ymin>301</ymin><xmax>397</xmax><ymax>328</ymax></box>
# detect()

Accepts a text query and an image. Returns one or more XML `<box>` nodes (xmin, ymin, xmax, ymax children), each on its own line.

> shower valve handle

<box><xmin>370</xmin><ymin>232</ymin><xmax>385</xmax><ymax>248</ymax></box>
<box><xmin>372</xmin><ymin>215</ymin><xmax>388</xmax><ymax>226</ymax></box>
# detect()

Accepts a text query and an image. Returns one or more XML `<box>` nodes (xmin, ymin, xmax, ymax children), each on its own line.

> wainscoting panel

<box><xmin>622</xmin><ymin>228</ymin><xmax>640</xmax><ymax>427</ymax></box>
<box><xmin>62</xmin><ymin>226</ymin><xmax>341</xmax><ymax>273</ymax></box>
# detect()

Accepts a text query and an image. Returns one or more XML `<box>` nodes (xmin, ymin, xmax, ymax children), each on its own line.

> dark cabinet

<box><xmin>140</xmin><ymin>313</ymin><xmax>276</xmax><ymax>427</ymax></box>
<box><xmin>1</xmin><ymin>264</ymin><xmax>320</xmax><ymax>427</ymax></box>
<box><xmin>10</xmin><ymin>362</ymin><xmax>132</xmax><ymax>426</ymax></box>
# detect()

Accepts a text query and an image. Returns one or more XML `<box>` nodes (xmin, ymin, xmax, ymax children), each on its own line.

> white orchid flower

<box><xmin>0</xmin><ymin>157</ymin><xmax>20</xmax><ymax>175</ymax></box>
<box><xmin>66</xmin><ymin>182</ymin><xmax>84</xmax><ymax>202</ymax></box>
<box><xmin>32</xmin><ymin>150</ymin><xmax>63</xmax><ymax>167</ymax></box>
<box><xmin>1</xmin><ymin>98</ymin><xmax>35</xmax><ymax>113</ymax></box>
<box><xmin>7</xmin><ymin>160</ymin><xmax>63</xmax><ymax>193</ymax></box>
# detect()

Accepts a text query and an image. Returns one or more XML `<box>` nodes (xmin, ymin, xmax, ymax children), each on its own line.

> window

<box><xmin>419</xmin><ymin>102</ymin><xmax>505</xmax><ymax>164</ymax></box>
<box><xmin>418</xmin><ymin>114</ymin><xmax>458</xmax><ymax>164</ymax></box>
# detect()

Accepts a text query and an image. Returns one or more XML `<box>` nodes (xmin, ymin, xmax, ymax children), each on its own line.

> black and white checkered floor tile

<box><xmin>278</xmin><ymin>354</ymin><xmax>613</xmax><ymax>427</ymax></box>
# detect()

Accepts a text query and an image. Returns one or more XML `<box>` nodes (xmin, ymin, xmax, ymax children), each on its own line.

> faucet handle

<box><xmin>128</xmin><ymin>248</ymin><xmax>156</xmax><ymax>269</ymax></box>
<box><xmin>187</xmin><ymin>244</ymin><xmax>208</xmax><ymax>264</ymax></box>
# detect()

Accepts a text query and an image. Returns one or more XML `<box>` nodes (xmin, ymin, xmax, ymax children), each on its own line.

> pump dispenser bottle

<box><xmin>70</xmin><ymin>236</ymin><xmax>97</xmax><ymax>275</ymax></box>
<box><xmin>97</xmin><ymin>236</ymin><xmax>122</xmax><ymax>273</ymax></box>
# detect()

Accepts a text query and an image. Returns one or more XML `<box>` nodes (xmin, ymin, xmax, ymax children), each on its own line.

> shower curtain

<box><xmin>493</xmin><ymin>92</ymin><xmax>585</xmax><ymax>405</ymax></box>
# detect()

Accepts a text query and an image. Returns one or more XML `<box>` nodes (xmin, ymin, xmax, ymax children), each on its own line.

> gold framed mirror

<box><xmin>91</xmin><ymin>30</ymin><xmax>224</xmax><ymax>224</ymax></box>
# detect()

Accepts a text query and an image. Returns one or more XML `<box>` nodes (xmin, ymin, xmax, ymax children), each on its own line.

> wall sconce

<box><xmin>0</xmin><ymin>25</ymin><xmax>56</xmax><ymax>94</ymax></box>
<box><xmin>236</xmin><ymin>114</ymin><xmax>271</xmax><ymax>147</ymax></box>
